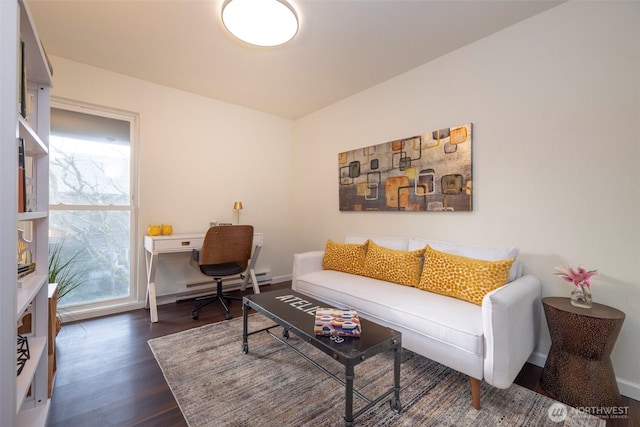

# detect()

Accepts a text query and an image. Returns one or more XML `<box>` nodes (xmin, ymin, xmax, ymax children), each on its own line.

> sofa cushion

<box><xmin>322</xmin><ymin>239</ymin><xmax>367</xmax><ymax>276</ymax></box>
<box><xmin>418</xmin><ymin>245</ymin><xmax>515</xmax><ymax>305</ymax></box>
<box><xmin>345</xmin><ymin>232</ymin><xmax>409</xmax><ymax>251</ymax></box>
<box><xmin>362</xmin><ymin>240</ymin><xmax>425</xmax><ymax>287</ymax></box>
<box><xmin>294</xmin><ymin>269</ymin><xmax>484</xmax><ymax>356</ymax></box>
<box><xmin>409</xmin><ymin>238</ymin><xmax>520</xmax><ymax>282</ymax></box>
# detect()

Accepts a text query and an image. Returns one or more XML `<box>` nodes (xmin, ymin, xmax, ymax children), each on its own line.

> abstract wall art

<box><xmin>338</xmin><ymin>123</ymin><xmax>472</xmax><ymax>212</ymax></box>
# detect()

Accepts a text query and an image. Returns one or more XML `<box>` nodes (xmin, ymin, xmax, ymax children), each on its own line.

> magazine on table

<box><xmin>314</xmin><ymin>307</ymin><xmax>361</xmax><ymax>337</ymax></box>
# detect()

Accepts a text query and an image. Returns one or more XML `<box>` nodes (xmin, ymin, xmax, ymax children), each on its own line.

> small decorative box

<box><xmin>314</xmin><ymin>308</ymin><xmax>361</xmax><ymax>337</ymax></box>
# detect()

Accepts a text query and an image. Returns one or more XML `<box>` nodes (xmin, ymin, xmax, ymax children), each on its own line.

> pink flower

<box><xmin>554</xmin><ymin>265</ymin><xmax>598</xmax><ymax>289</ymax></box>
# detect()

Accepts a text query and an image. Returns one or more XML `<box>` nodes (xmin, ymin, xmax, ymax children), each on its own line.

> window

<box><xmin>49</xmin><ymin>103</ymin><xmax>137</xmax><ymax>311</ymax></box>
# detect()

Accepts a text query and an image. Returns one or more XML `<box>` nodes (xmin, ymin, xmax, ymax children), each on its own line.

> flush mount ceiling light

<box><xmin>222</xmin><ymin>0</ymin><xmax>298</xmax><ymax>47</ymax></box>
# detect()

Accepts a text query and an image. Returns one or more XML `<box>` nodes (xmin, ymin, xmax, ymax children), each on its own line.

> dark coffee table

<box><xmin>242</xmin><ymin>288</ymin><xmax>402</xmax><ymax>426</ymax></box>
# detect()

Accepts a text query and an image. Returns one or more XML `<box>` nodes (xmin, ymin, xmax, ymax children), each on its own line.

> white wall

<box><xmin>293</xmin><ymin>1</ymin><xmax>640</xmax><ymax>398</ymax></box>
<box><xmin>48</xmin><ymin>57</ymin><xmax>296</xmax><ymax>305</ymax></box>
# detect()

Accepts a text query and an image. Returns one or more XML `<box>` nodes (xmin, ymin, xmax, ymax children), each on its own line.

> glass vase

<box><xmin>570</xmin><ymin>284</ymin><xmax>593</xmax><ymax>309</ymax></box>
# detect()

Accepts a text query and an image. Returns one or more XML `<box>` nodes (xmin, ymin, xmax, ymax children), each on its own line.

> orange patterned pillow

<box><xmin>418</xmin><ymin>245</ymin><xmax>514</xmax><ymax>305</ymax></box>
<box><xmin>322</xmin><ymin>240</ymin><xmax>368</xmax><ymax>276</ymax></box>
<box><xmin>363</xmin><ymin>240</ymin><xmax>425</xmax><ymax>287</ymax></box>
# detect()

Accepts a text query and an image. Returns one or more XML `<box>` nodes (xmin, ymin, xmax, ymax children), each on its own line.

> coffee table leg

<box><xmin>344</xmin><ymin>363</ymin><xmax>355</xmax><ymax>427</ymax></box>
<box><xmin>242</xmin><ymin>300</ymin><xmax>249</xmax><ymax>354</ymax></box>
<box><xmin>390</xmin><ymin>343</ymin><xmax>402</xmax><ymax>412</ymax></box>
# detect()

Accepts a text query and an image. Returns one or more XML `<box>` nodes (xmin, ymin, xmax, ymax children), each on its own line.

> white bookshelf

<box><xmin>0</xmin><ymin>0</ymin><xmax>52</xmax><ymax>425</ymax></box>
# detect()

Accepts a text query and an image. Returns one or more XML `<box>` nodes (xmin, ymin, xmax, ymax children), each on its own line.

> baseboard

<box><xmin>527</xmin><ymin>350</ymin><xmax>546</xmax><ymax>368</ymax></box>
<box><xmin>58</xmin><ymin>301</ymin><xmax>145</xmax><ymax>323</ymax></box>
<box><xmin>528</xmin><ymin>351</ymin><xmax>640</xmax><ymax>401</ymax></box>
<box><xmin>271</xmin><ymin>274</ymin><xmax>292</xmax><ymax>283</ymax></box>
<box><xmin>618</xmin><ymin>378</ymin><xmax>640</xmax><ymax>401</ymax></box>
<box><xmin>58</xmin><ymin>275</ymin><xmax>294</xmax><ymax>322</ymax></box>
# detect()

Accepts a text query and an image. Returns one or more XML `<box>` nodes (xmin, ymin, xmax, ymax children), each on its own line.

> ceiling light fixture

<box><xmin>222</xmin><ymin>0</ymin><xmax>298</xmax><ymax>47</ymax></box>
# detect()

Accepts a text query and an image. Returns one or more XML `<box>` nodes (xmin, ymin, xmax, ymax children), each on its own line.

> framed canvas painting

<box><xmin>339</xmin><ymin>123</ymin><xmax>472</xmax><ymax>212</ymax></box>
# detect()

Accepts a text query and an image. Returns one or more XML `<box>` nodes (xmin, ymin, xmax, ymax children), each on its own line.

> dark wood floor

<box><xmin>47</xmin><ymin>282</ymin><xmax>638</xmax><ymax>426</ymax></box>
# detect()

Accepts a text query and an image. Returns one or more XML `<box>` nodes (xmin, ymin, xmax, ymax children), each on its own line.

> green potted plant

<box><xmin>48</xmin><ymin>241</ymin><xmax>86</xmax><ymax>333</ymax></box>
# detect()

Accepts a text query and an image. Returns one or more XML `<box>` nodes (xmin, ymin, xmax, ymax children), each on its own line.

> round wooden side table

<box><xmin>541</xmin><ymin>297</ymin><xmax>625</xmax><ymax>408</ymax></box>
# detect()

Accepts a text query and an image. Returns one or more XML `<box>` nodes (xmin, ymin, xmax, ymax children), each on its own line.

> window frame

<box><xmin>50</xmin><ymin>98</ymin><xmax>141</xmax><ymax>320</ymax></box>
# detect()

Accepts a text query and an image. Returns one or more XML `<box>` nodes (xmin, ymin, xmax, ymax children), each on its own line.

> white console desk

<box><xmin>144</xmin><ymin>232</ymin><xmax>263</xmax><ymax>323</ymax></box>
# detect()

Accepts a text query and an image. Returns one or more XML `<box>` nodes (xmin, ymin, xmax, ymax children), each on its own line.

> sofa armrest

<box><xmin>482</xmin><ymin>274</ymin><xmax>541</xmax><ymax>388</ymax></box>
<box><xmin>292</xmin><ymin>251</ymin><xmax>325</xmax><ymax>291</ymax></box>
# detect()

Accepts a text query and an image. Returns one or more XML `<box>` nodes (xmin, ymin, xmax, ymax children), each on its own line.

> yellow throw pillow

<box><xmin>418</xmin><ymin>245</ymin><xmax>515</xmax><ymax>305</ymax></box>
<box><xmin>322</xmin><ymin>240</ymin><xmax>368</xmax><ymax>276</ymax></box>
<box><xmin>363</xmin><ymin>240</ymin><xmax>425</xmax><ymax>287</ymax></box>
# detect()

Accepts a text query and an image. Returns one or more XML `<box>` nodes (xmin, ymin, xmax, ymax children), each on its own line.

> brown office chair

<box><xmin>190</xmin><ymin>225</ymin><xmax>254</xmax><ymax>320</ymax></box>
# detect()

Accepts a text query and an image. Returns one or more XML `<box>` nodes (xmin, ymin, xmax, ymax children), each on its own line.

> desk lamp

<box><xmin>233</xmin><ymin>201</ymin><xmax>243</xmax><ymax>224</ymax></box>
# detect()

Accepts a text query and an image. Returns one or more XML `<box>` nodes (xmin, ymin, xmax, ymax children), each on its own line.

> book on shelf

<box><xmin>18</xmin><ymin>139</ymin><xmax>26</xmax><ymax>213</ymax></box>
<box><xmin>17</xmin><ymin>262</ymin><xmax>36</xmax><ymax>279</ymax></box>
<box><xmin>19</xmin><ymin>39</ymin><xmax>26</xmax><ymax>119</ymax></box>
<box><xmin>314</xmin><ymin>307</ymin><xmax>361</xmax><ymax>337</ymax></box>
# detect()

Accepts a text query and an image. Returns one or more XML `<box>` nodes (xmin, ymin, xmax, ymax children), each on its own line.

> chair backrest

<box><xmin>198</xmin><ymin>225</ymin><xmax>254</xmax><ymax>270</ymax></box>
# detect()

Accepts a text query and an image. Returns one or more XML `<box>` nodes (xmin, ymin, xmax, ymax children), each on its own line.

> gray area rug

<box><xmin>148</xmin><ymin>315</ymin><xmax>603</xmax><ymax>426</ymax></box>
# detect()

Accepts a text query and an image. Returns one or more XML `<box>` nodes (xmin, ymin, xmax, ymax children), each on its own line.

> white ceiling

<box><xmin>28</xmin><ymin>0</ymin><xmax>562</xmax><ymax>119</ymax></box>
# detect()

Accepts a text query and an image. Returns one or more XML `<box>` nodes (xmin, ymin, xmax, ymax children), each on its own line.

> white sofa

<box><xmin>292</xmin><ymin>233</ymin><xmax>541</xmax><ymax>409</ymax></box>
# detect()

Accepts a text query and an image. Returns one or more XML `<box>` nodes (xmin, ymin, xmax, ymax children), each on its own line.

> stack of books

<box><xmin>17</xmin><ymin>263</ymin><xmax>35</xmax><ymax>279</ymax></box>
<box><xmin>314</xmin><ymin>308</ymin><xmax>361</xmax><ymax>337</ymax></box>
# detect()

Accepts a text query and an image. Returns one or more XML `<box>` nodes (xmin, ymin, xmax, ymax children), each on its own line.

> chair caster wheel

<box><xmin>192</xmin><ymin>312</ymin><xmax>199</xmax><ymax>320</ymax></box>
<box><xmin>283</xmin><ymin>329</ymin><xmax>289</xmax><ymax>339</ymax></box>
<box><xmin>225</xmin><ymin>313</ymin><xmax>233</xmax><ymax>320</ymax></box>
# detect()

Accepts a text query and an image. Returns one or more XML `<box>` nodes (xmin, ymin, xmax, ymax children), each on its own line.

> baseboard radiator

<box><xmin>173</xmin><ymin>270</ymin><xmax>272</xmax><ymax>302</ymax></box>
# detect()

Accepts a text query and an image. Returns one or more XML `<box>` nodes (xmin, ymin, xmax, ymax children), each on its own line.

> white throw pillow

<box><xmin>409</xmin><ymin>238</ymin><xmax>520</xmax><ymax>282</ymax></box>
<box><xmin>345</xmin><ymin>233</ymin><xmax>410</xmax><ymax>251</ymax></box>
